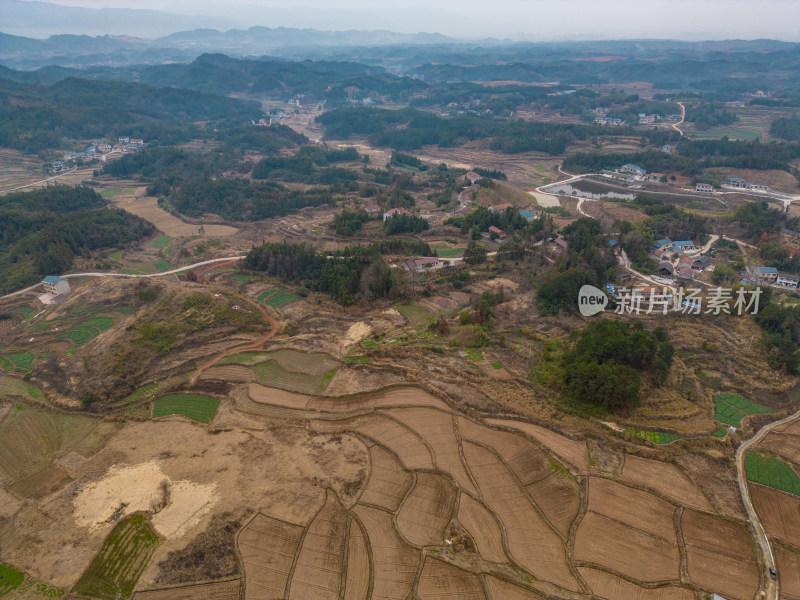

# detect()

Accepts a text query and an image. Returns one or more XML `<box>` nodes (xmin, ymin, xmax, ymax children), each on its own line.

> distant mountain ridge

<box><xmin>0</xmin><ymin>0</ymin><xmax>240</xmax><ymax>39</ymax></box>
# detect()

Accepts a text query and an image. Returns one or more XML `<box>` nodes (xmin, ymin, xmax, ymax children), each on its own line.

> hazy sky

<box><xmin>17</xmin><ymin>0</ymin><xmax>800</xmax><ymax>41</ymax></box>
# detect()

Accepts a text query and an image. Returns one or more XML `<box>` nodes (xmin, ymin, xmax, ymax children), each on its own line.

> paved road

<box><xmin>735</xmin><ymin>408</ymin><xmax>800</xmax><ymax>600</ymax></box>
<box><xmin>0</xmin><ymin>256</ymin><xmax>247</xmax><ymax>300</ymax></box>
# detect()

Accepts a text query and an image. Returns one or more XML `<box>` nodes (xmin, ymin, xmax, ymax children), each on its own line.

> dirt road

<box><xmin>735</xmin><ymin>408</ymin><xmax>800</xmax><ymax>600</ymax></box>
<box><xmin>0</xmin><ymin>256</ymin><xmax>247</xmax><ymax>301</ymax></box>
<box><xmin>188</xmin><ymin>296</ymin><xmax>279</xmax><ymax>386</ymax></box>
<box><xmin>673</xmin><ymin>102</ymin><xmax>686</xmax><ymax>137</ymax></box>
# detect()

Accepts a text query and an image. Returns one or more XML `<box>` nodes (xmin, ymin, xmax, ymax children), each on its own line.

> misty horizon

<box><xmin>3</xmin><ymin>0</ymin><xmax>800</xmax><ymax>42</ymax></box>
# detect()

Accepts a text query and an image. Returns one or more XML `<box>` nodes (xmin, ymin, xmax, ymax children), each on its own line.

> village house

<box><xmin>402</xmin><ymin>257</ymin><xmax>440</xmax><ymax>271</ymax></box>
<box><xmin>692</xmin><ymin>256</ymin><xmax>712</xmax><ymax>271</ymax></box>
<box><xmin>383</xmin><ymin>207</ymin><xmax>404</xmax><ymax>221</ymax></box>
<box><xmin>644</xmin><ymin>173</ymin><xmax>665</xmax><ymax>182</ymax></box>
<box><xmin>553</xmin><ymin>237</ymin><xmax>569</xmax><ymax>254</ymax></box>
<box><xmin>488</xmin><ymin>225</ymin><xmax>506</xmax><ymax>240</ymax></box>
<box><xmin>776</xmin><ymin>272</ymin><xmax>800</xmax><ymax>288</ymax></box>
<box><xmin>695</xmin><ymin>183</ymin><xmax>713</xmax><ymax>193</ymax></box>
<box><xmin>42</xmin><ymin>276</ymin><xmax>70</xmax><ymax>296</ymax></box>
<box><xmin>755</xmin><ymin>266</ymin><xmax>778</xmax><ymax>284</ymax></box>
<box><xmin>658</xmin><ymin>261</ymin><xmax>675</xmax><ymax>277</ymax></box>
<box><xmin>364</xmin><ymin>203</ymin><xmax>381</xmax><ymax>218</ymax></box>
<box><xmin>463</xmin><ymin>171</ymin><xmax>482</xmax><ymax>185</ymax></box>
<box><xmin>619</xmin><ymin>164</ymin><xmax>646</xmax><ymax>177</ymax></box>
<box><xmin>519</xmin><ymin>210</ymin><xmax>536</xmax><ymax>221</ymax></box>
<box><xmin>488</xmin><ymin>203</ymin><xmax>512</xmax><ymax>213</ymax></box>
<box><xmin>672</xmin><ymin>240</ymin><xmax>697</xmax><ymax>252</ymax></box>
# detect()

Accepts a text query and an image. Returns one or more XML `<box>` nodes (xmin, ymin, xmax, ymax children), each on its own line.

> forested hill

<box><xmin>0</xmin><ymin>186</ymin><xmax>154</xmax><ymax>291</ymax></box>
<box><xmin>0</xmin><ymin>76</ymin><xmax>261</xmax><ymax>153</ymax></box>
<box><xmin>122</xmin><ymin>54</ymin><xmax>428</xmax><ymax>100</ymax></box>
<box><xmin>316</xmin><ymin>106</ymin><xmax>677</xmax><ymax>154</ymax></box>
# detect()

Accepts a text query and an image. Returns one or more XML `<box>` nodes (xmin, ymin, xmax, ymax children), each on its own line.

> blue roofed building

<box><xmin>672</xmin><ymin>240</ymin><xmax>697</xmax><ymax>252</ymax></box>
<box><xmin>755</xmin><ymin>266</ymin><xmax>778</xmax><ymax>283</ymax></box>
<box><xmin>620</xmin><ymin>164</ymin><xmax>647</xmax><ymax>176</ymax></box>
<box><xmin>519</xmin><ymin>210</ymin><xmax>536</xmax><ymax>221</ymax></box>
<box><xmin>42</xmin><ymin>275</ymin><xmax>70</xmax><ymax>296</ymax></box>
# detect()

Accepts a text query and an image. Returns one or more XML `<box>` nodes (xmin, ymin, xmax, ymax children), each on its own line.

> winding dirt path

<box><xmin>188</xmin><ymin>296</ymin><xmax>279</xmax><ymax>387</ymax></box>
<box><xmin>672</xmin><ymin>102</ymin><xmax>686</xmax><ymax>137</ymax></box>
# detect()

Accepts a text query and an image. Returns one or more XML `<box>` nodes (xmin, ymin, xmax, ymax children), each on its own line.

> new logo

<box><xmin>578</xmin><ymin>284</ymin><xmax>608</xmax><ymax>316</ymax></box>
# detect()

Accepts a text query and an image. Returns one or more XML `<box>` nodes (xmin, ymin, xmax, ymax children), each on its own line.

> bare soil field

<box><xmin>587</xmin><ymin>477</ymin><xmax>678</xmax><ymax>539</ymax></box>
<box><xmin>357</xmin><ymin>444</ymin><xmax>412</xmax><ymax>511</ymax></box>
<box><xmin>776</xmin><ymin>545</ymin><xmax>800</xmax><ymax>600</ymax></box>
<box><xmin>287</xmin><ymin>490</ymin><xmax>348</xmax><ymax>600</ymax></box>
<box><xmin>310</xmin><ymin>387</ymin><xmax>450</xmax><ymax>412</ymax></box>
<box><xmin>750</xmin><ymin>483</ymin><xmax>800</xmax><ymax>549</ymax></box>
<box><xmin>457</xmin><ymin>416</ymin><xmax>550</xmax><ymax>485</ymax></box>
<box><xmin>352</xmin><ymin>504</ymin><xmax>420</xmax><ymax>600</ymax></box>
<box><xmin>456</xmin><ymin>493</ymin><xmax>507</xmax><ymax>563</ymax></box>
<box><xmin>342</xmin><ymin>518</ymin><xmax>371</xmax><ymax>600</ymax></box>
<box><xmin>111</xmin><ymin>189</ymin><xmax>239</xmax><ymax>237</ymax></box>
<box><xmin>760</xmin><ymin>427</ymin><xmax>800</xmax><ymax>464</ymax></box>
<box><xmin>461</xmin><ymin>440</ymin><xmax>579</xmax><ymax>592</ymax></box>
<box><xmin>312</xmin><ymin>414</ymin><xmax>435</xmax><ymax>471</ymax></box>
<box><xmin>483</xmin><ymin>576</ymin><xmax>546</xmax><ymax>600</ymax></box>
<box><xmin>384</xmin><ymin>407</ymin><xmax>477</xmax><ymax>495</ymax></box>
<box><xmin>619</xmin><ymin>454</ymin><xmax>713</xmax><ymax>512</ymax></box>
<box><xmin>524</xmin><ymin>473</ymin><xmax>580</xmax><ymax>538</ymax></box>
<box><xmin>681</xmin><ymin>509</ymin><xmax>759</xmax><ymax>600</ymax></box>
<box><xmin>395</xmin><ymin>472</ymin><xmax>456</xmax><ymax>547</ymax></box>
<box><xmin>577</xmin><ymin>567</ymin><xmax>694</xmax><ymax>600</ymax></box>
<box><xmin>486</xmin><ymin>419</ymin><xmax>589</xmax><ymax>473</ymax></box>
<box><xmin>416</xmin><ymin>557</ymin><xmax>485</xmax><ymax>600</ymax></box>
<box><xmin>132</xmin><ymin>579</ymin><xmax>241</xmax><ymax>600</ymax></box>
<box><xmin>238</xmin><ymin>513</ymin><xmax>304</xmax><ymax>600</ymax></box>
<box><xmin>573</xmin><ymin>511</ymin><xmax>680</xmax><ymax>583</ymax></box>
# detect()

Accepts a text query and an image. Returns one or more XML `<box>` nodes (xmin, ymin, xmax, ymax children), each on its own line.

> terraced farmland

<box><xmin>152</xmin><ymin>395</ymin><xmax>220</xmax><ymax>423</ymax></box>
<box><xmin>625</xmin><ymin>427</ymin><xmax>680</xmax><ymax>444</ymax></box>
<box><xmin>0</xmin><ymin>405</ymin><xmax>97</xmax><ymax>485</ymax></box>
<box><xmin>713</xmin><ymin>393</ymin><xmax>775</xmax><ymax>427</ymax></box>
<box><xmin>71</xmin><ymin>514</ymin><xmax>159</xmax><ymax>600</ymax></box>
<box><xmin>264</xmin><ymin>292</ymin><xmax>301</xmax><ymax>307</ymax></box>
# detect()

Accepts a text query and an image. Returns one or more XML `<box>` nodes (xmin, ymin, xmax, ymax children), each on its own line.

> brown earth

<box><xmin>681</xmin><ymin>509</ymin><xmax>759</xmax><ymax>600</ymax></box>
<box><xmin>395</xmin><ymin>472</ymin><xmax>456</xmax><ymax>547</ymax></box>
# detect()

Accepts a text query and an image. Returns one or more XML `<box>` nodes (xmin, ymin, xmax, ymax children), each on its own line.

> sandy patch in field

<box><xmin>341</xmin><ymin>321</ymin><xmax>371</xmax><ymax>353</ymax></box>
<box><xmin>73</xmin><ymin>461</ymin><xmax>219</xmax><ymax>539</ymax></box>
<box><xmin>112</xmin><ymin>191</ymin><xmax>239</xmax><ymax>237</ymax></box>
<box><xmin>527</xmin><ymin>191</ymin><xmax>561</xmax><ymax>207</ymax></box>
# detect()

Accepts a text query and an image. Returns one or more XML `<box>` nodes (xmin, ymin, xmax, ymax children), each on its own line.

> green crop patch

<box><xmin>713</xmin><ymin>393</ymin><xmax>775</xmax><ymax>427</ymax></box>
<box><xmin>255</xmin><ymin>361</ymin><xmax>334</xmax><ymax>394</ymax></box>
<box><xmin>153</xmin><ymin>395</ymin><xmax>220</xmax><ymax>424</ymax></box>
<box><xmin>84</xmin><ymin>317</ymin><xmax>113</xmax><ymax>332</ymax></box>
<box><xmin>396</xmin><ymin>304</ymin><xmax>430</xmax><ymax>330</ymax></box>
<box><xmin>345</xmin><ymin>356</ymin><xmax>370</xmax><ymax>364</ymax></box>
<box><xmin>0</xmin><ymin>563</ymin><xmax>24</xmax><ymax>597</ymax></box>
<box><xmin>491</xmin><ymin>361</ymin><xmax>503</xmax><ymax>369</ymax></box>
<box><xmin>361</xmin><ymin>339</ymin><xmax>379</xmax><ymax>349</ymax></box>
<box><xmin>2</xmin><ymin>353</ymin><xmax>33</xmax><ymax>372</ymax></box>
<box><xmin>745</xmin><ymin>452</ymin><xmax>800</xmax><ymax>496</ymax></box>
<box><xmin>58</xmin><ymin>326</ymin><xmax>99</xmax><ymax>346</ymax></box>
<box><xmin>153</xmin><ymin>260</ymin><xmax>171</xmax><ymax>272</ymax></box>
<box><xmin>257</xmin><ymin>288</ymin><xmax>284</xmax><ymax>303</ymax></box>
<box><xmin>264</xmin><ymin>292</ymin><xmax>301</xmax><ymax>307</ymax></box>
<box><xmin>232</xmin><ymin>274</ymin><xmax>250</xmax><ymax>283</ymax></box>
<box><xmin>71</xmin><ymin>514</ymin><xmax>159</xmax><ymax>600</ymax></box>
<box><xmin>711</xmin><ymin>427</ymin><xmax>728</xmax><ymax>438</ymax></box>
<box><xmin>150</xmin><ymin>235</ymin><xmax>173</xmax><ymax>249</ymax></box>
<box><xmin>465</xmin><ymin>350</ymin><xmax>484</xmax><ymax>362</ymax></box>
<box><xmin>625</xmin><ymin>428</ymin><xmax>680</xmax><ymax>444</ymax></box>
<box><xmin>112</xmin><ymin>383</ymin><xmax>158</xmax><ymax>407</ymax></box>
